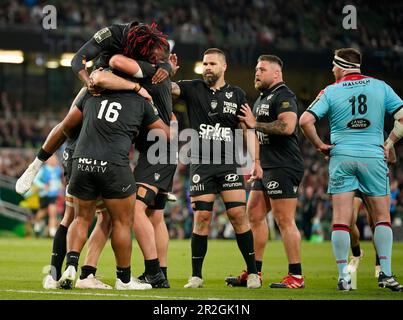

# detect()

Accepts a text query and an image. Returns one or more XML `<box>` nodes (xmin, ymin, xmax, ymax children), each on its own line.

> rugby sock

<box><xmin>50</xmin><ymin>224</ymin><xmax>68</xmax><ymax>280</ymax></box>
<box><xmin>66</xmin><ymin>251</ymin><xmax>80</xmax><ymax>271</ymax></box>
<box><xmin>191</xmin><ymin>233</ymin><xmax>208</xmax><ymax>278</ymax></box>
<box><xmin>116</xmin><ymin>266</ymin><xmax>131</xmax><ymax>284</ymax></box>
<box><xmin>289</xmin><ymin>263</ymin><xmax>302</xmax><ymax>276</ymax></box>
<box><xmin>256</xmin><ymin>260</ymin><xmax>263</xmax><ymax>273</ymax></box>
<box><xmin>351</xmin><ymin>244</ymin><xmax>361</xmax><ymax>257</ymax></box>
<box><xmin>145</xmin><ymin>258</ymin><xmax>160</xmax><ymax>275</ymax></box>
<box><xmin>161</xmin><ymin>266</ymin><xmax>168</xmax><ymax>280</ymax></box>
<box><xmin>373</xmin><ymin>222</ymin><xmax>393</xmax><ymax>276</ymax></box>
<box><xmin>80</xmin><ymin>265</ymin><xmax>97</xmax><ymax>280</ymax></box>
<box><xmin>331</xmin><ymin>224</ymin><xmax>350</xmax><ymax>281</ymax></box>
<box><xmin>235</xmin><ymin>230</ymin><xmax>258</xmax><ymax>274</ymax></box>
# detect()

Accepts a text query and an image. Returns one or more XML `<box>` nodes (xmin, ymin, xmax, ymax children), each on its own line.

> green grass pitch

<box><xmin>0</xmin><ymin>238</ymin><xmax>402</xmax><ymax>300</ymax></box>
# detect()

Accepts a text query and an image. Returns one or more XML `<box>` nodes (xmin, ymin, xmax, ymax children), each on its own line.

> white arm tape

<box><xmin>392</xmin><ymin>119</ymin><xmax>403</xmax><ymax>139</ymax></box>
<box><xmin>386</xmin><ymin>120</ymin><xmax>403</xmax><ymax>149</ymax></box>
<box><xmin>394</xmin><ymin>106</ymin><xmax>403</xmax><ymax>120</ymax></box>
<box><xmin>133</xmin><ymin>69</ymin><xmax>144</xmax><ymax>78</ymax></box>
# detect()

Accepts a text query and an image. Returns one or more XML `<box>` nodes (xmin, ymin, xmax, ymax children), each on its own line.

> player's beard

<box><xmin>254</xmin><ymin>78</ymin><xmax>271</xmax><ymax>91</ymax></box>
<box><xmin>203</xmin><ymin>72</ymin><xmax>220</xmax><ymax>87</ymax></box>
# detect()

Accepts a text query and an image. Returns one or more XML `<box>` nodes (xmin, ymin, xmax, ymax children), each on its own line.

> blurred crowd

<box><xmin>1</xmin><ymin>88</ymin><xmax>402</xmax><ymax>240</ymax></box>
<box><xmin>1</xmin><ymin>0</ymin><xmax>402</xmax><ymax>51</ymax></box>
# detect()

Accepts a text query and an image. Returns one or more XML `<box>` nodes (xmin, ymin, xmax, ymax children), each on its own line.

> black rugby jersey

<box><xmin>178</xmin><ymin>79</ymin><xmax>247</xmax><ymax>164</ymax></box>
<box><xmin>253</xmin><ymin>82</ymin><xmax>304</xmax><ymax>170</ymax></box>
<box><xmin>73</xmin><ymin>91</ymin><xmax>159</xmax><ymax>166</ymax></box>
<box><xmin>72</xmin><ymin>22</ymin><xmax>138</xmax><ymax>75</ymax></box>
<box><xmin>133</xmin><ymin>61</ymin><xmax>173</xmax><ymax>153</ymax></box>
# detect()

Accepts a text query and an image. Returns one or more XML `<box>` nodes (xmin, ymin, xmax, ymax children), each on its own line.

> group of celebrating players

<box><xmin>15</xmin><ymin>21</ymin><xmax>403</xmax><ymax>292</ymax></box>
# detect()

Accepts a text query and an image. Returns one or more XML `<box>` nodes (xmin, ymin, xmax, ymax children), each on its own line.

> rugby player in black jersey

<box><xmin>171</xmin><ymin>48</ymin><xmax>263</xmax><ymax>289</ymax></box>
<box><xmin>80</xmin><ymin>52</ymin><xmax>179</xmax><ymax>288</ymax></box>
<box><xmin>57</xmin><ymin>85</ymin><xmax>170</xmax><ymax>290</ymax></box>
<box><xmin>226</xmin><ymin>55</ymin><xmax>305</xmax><ymax>289</ymax></box>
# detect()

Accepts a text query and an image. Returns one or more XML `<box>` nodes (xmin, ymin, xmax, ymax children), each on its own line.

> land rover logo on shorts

<box><xmin>225</xmin><ymin>174</ymin><xmax>239</xmax><ymax>182</ymax></box>
<box><xmin>211</xmin><ymin>100</ymin><xmax>218</xmax><ymax>110</ymax></box>
<box><xmin>266</xmin><ymin>181</ymin><xmax>279</xmax><ymax>189</ymax></box>
<box><xmin>225</xmin><ymin>91</ymin><xmax>233</xmax><ymax>99</ymax></box>
<box><xmin>154</xmin><ymin>173</ymin><xmax>160</xmax><ymax>181</ymax></box>
<box><xmin>192</xmin><ymin>174</ymin><xmax>201</xmax><ymax>184</ymax></box>
<box><xmin>63</xmin><ymin>150</ymin><xmax>69</xmax><ymax>161</ymax></box>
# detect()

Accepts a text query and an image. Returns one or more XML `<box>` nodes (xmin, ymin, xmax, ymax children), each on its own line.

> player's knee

<box><xmin>75</xmin><ymin>215</ymin><xmax>93</xmax><ymax>227</ymax></box>
<box><xmin>249</xmin><ymin>211</ymin><xmax>266</xmax><ymax>226</ymax></box>
<box><xmin>228</xmin><ymin>210</ymin><xmax>248</xmax><ymax>229</ymax></box>
<box><xmin>194</xmin><ymin>210</ymin><xmax>212</xmax><ymax>233</ymax></box>
<box><xmin>149</xmin><ymin>210</ymin><xmax>164</xmax><ymax>226</ymax></box>
<box><xmin>97</xmin><ymin>212</ymin><xmax>112</xmax><ymax>231</ymax></box>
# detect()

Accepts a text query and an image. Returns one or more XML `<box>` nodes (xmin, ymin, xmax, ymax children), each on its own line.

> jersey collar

<box><xmin>336</xmin><ymin>73</ymin><xmax>370</xmax><ymax>83</ymax></box>
<box><xmin>260</xmin><ymin>82</ymin><xmax>285</xmax><ymax>97</ymax></box>
<box><xmin>204</xmin><ymin>81</ymin><xmax>230</xmax><ymax>92</ymax></box>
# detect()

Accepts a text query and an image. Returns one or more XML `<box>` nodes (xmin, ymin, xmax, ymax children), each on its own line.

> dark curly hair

<box><xmin>123</xmin><ymin>22</ymin><xmax>169</xmax><ymax>61</ymax></box>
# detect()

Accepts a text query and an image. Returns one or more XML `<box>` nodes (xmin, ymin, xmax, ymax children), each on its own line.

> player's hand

<box><xmin>248</xmin><ymin>160</ymin><xmax>263</xmax><ymax>183</ymax></box>
<box><xmin>87</xmin><ymin>76</ymin><xmax>104</xmax><ymax>96</ymax></box>
<box><xmin>152</xmin><ymin>67</ymin><xmax>169</xmax><ymax>84</ymax></box>
<box><xmin>383</xmin><ymin>144</ymin><xmax>396</xmax><ymax>165</ymax></box>
<box><xmin>169</xmin><ymin>54</ymin><xmax>180</xmax><ymax>77</ymax></box>
<box><xmin>238</xmin><ymin>104</ymin><xmax>256</xmax><ymax>129</ymax></box>
<box><xmin>137</xmin><ymin>86</ymin><xmax>153</xmax><ymax>102</ymax></box>
<box><xmin>316</xmin><ymin>143</ymin><xmax>334</xmax><ymax>160</ymax></box>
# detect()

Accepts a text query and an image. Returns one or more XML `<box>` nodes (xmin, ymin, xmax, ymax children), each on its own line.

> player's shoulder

<box><xmin>177</xmin><ymin>78</ymin><xmax>203</xmax><ymax>89</ymax></box>
<box><xmin>274</xmin><ymin>84</ymin><xmax>296</xmax><ymax>102</ymax></box>
<box><xmin>226</xmin><ymin>84</ymin><xmax>246</xmax><ymax>96</ymax></box>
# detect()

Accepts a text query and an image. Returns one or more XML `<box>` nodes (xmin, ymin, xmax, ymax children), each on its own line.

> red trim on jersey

<box><xmin>335</xmin><ymin>73</ymin><xmax>372</xmax><ymax>84</ymax></box>
<box><xmin>316</xmin><ymin>73</ymin><xmax>373</xmax><ymax>97</ymax></box>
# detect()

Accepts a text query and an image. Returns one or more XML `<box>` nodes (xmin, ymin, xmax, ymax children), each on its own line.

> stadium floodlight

<box><xmin>0</xmin><ymin>50</ymin><xmax>24</xmax><ymax>64</ymax></box>
<box><xmin>60</xmin><ymin>53</ymin><xmax>93</xmax><ymax>68</ymax></box>
<box><xmin>194</xmin><ymin>61</ymin><xmax>203</xmax><ymax>74</ymax></box>
<box><xmin>46</xmin><ymin>60</ymin><xmax>59</xmax><ymax>69</ymax></box>
<box><xmin>60</xmin><ymin>53</ymin><xmax>75</xmax><ymax>67</ymax></box>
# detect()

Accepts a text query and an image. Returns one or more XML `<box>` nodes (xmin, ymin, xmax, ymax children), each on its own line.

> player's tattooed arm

<box><xmin>256</xmin><ymin>112</ymin><xmax>297</xmax><ymax>135</ymax></box>
<box><xmin>171</xmin><ymin>82</ymin><xmax>181</xmax><ymax>100</ymax></box>
<box><xmin>239</xmin><ymin>104</ymin><xmax>295</xmax><ymax>135</ymax></box>
<box><xmin>255</xmin><ymin>120</ymin><xmax>287</xmax><ymax>135</ymax></box>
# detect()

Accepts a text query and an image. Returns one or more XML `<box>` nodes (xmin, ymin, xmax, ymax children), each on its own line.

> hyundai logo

<box><xmin>266</xmin><ymin>181</ymin><xmax>279</xmax><ymax>189</ymax></box>
<box><xmin>225</xmin><ymin>174</ymin><xmax>239</xmax><ymax>182</ymax></box>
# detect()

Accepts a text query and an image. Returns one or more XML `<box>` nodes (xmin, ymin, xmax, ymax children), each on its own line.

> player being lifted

<box><xmin>16</xmin><ymin>23</ymin><xmax>172</xmax><ymax>289</ymax></box>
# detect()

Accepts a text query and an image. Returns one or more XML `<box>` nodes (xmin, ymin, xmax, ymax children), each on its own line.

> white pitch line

<box><xmin>0</xmin><ymin>289</ymin><xmax>224</xmax><ymax>300</ymax></box>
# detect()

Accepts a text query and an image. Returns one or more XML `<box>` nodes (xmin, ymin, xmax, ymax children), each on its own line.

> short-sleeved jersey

<box><xmin>253</xmin><ymin>82</ymin><xmax>304</xmax><ymax>170</ymax></box>
<box><xmin>132</xmin><ymin>61</ymin><xmax>173</xmax><ymax>153</ymax></box>
<box><xmin>73</xmin><ymin>90</ymin><xmax>159</xmax><ymax>166</ymax></box>
<box><xmin>308</xmin><ymin>73</ymin><xmax>403</xmax><ymax>158</ymax></box>
<box><xmin>177</xmin><ymin>79</ymin><xmax>246</xmax><ymax>164</ymax></box>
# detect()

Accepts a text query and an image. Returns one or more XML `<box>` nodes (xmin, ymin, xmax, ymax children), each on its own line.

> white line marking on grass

<box><xmin>0</xmin><ymin>289</ymin><xmax>224</xmax><ymax>300</ymax></box>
